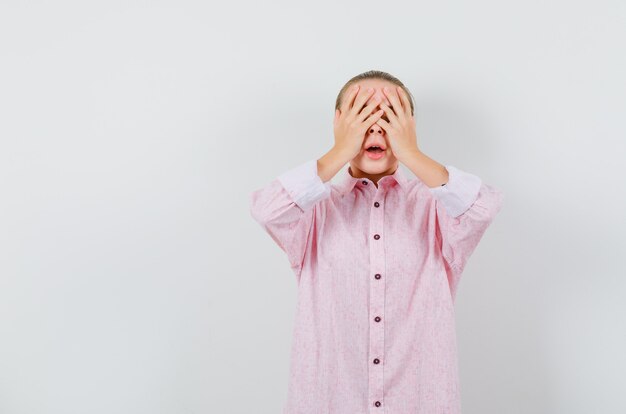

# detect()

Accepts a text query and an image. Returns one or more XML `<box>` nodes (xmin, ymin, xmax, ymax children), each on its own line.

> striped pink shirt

<box><xmin>250</xmin><ymin>159</ymin><xmax>504</xmax><ymax>414</ymax></box>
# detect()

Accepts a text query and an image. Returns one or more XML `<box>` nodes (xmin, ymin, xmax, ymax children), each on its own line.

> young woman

<box><xmin>249</xmin><ymin>70</ymin><xmax>504</xmax><ymax>414</ymax></box>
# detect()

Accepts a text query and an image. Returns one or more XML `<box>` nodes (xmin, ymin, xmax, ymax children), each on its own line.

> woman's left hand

<box><xmin>375</xmin><ymin>86</ymin><xmax>420</xmax><ymax>162</ymax></box>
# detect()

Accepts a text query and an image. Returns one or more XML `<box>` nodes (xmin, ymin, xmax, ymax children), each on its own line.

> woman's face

<box><xmin>347</xmin><ymin>79</ymin><xmax>401</xmax><ymax>177</ymax></box>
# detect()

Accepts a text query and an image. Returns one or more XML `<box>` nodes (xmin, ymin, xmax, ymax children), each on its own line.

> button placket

<box><xmin>368</xmin><ymin>186</ymin><xmax>386</xmax><ymax>411</ymax></box>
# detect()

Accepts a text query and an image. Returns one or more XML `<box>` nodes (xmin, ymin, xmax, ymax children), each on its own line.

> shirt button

<box><xmin>373</xmin><ymin>358</ymin><xmax>380</xmax><ymax>364</ymax></box>
<box><xmin>374</xmin><ymin>401</ymin><xmax>381</xmax><ymax>407</ymax></box>
<box><xmin>373</xmin><ymin>234</ymin><xmax>380</xmax><ymax>240</ymax></box>
<box><xmin>374</xmin><ymin>316</ymin><xmax>381</xmax><ymax>322</ymax></box>
<box><xmin>374</xmin><ymin>273</ymin><xmax>381</xmax><ymax>279</ymax></box>
<box><xmin>374</xmin><ymin>201</ymin><xmax>380</xmax><ymax>207</ymax></box>
<box><xmin>362</xmin><ymin>180</ymin><xmax>368</xmax><ymax>185</ymax></box>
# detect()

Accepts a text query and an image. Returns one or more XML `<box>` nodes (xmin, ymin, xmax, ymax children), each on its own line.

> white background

<box><xmin>1</xmin><ymin>1</ymin><xmax>625</xmax><ymax>413</ymax></box>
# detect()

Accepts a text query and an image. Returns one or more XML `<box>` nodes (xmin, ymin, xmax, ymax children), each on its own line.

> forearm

<box><xmin>400</xmin><ymin>148</ymin><xmax>449</xmax><ymax>188</ymax></box>
<box><xmin>317</xmin><ymin>145</ymin><xmax>353</xmax><ymax>183</ymax></box>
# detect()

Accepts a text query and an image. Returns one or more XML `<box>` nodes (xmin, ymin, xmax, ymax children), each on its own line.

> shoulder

<box><xmin>403</xmin><ymin>175</ymin><xmax>434</xmax><ymax>200</ymax></box>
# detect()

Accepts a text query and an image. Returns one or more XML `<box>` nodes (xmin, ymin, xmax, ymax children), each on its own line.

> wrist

<box><xmin>396</xmin><ymin>146</ymin><xmax>422</xmax><ymax>163</ymax></box>
<box><xmin>317</xmin><ymin>145</ymin><xmax>352</xmax><ymax>183</ymax></box>
<box><xmin>330</xmin><ymin>144</ymin><xmax>355</xmax><ymax>164</ymax></box>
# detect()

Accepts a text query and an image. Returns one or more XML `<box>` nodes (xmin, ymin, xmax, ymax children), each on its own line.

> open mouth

<box><xmin>364</xmin><ymin>144</ymin><xmax>386</xmax><ymax>160</ymax></box>
<box><xmin>366</xmin><ymin>145</ymin><xmax>385</xmax><ymax>153</ymax></box>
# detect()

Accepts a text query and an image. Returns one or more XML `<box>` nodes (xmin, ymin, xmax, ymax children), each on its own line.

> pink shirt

<box><xmin>250</xmin><ymin>159</ymin><xmax>504</xmax><ymax>414</ymax></box>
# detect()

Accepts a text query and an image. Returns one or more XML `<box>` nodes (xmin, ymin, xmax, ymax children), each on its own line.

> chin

<box><xmin>353</xmin><ymin>150</ymin><xmax>397</xmax><ymax>174</ymax></box>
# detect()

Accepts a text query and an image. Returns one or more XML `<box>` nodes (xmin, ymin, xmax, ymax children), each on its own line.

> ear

<box><xmin>334</xmin><ymin>109</ymin><xmax>340</xmax><ymax>125</ymax></box>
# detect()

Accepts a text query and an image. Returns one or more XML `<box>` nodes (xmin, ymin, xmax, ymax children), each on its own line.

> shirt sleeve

<box><xmin>428</xmin><ymin>165</ymin><xmax>504</xmax><ymax>294</ymax></box>
<box><xmin>249</xmin><ymin>159</ymin><xmax>332</xmax><ymax>274</ymax></box>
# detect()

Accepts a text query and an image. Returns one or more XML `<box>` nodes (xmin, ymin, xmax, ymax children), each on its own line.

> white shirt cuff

<box><xmin>277</xmin><ymin>159</ymin><xmax>332</xmax><ymax>211</ymax></box>
<box><xmin>429</xmin><ymin>165</ymin><xmax>482</xmax><ymax>218</ymax></box>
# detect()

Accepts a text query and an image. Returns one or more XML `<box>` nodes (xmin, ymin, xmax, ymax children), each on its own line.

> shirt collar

<box><xmin>336</xmin><ymin>164</ymin><xmax>409</xmax><ymax>195</ymax></box>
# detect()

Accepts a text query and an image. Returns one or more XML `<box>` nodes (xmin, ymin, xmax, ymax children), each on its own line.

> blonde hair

<box><xmin>335</xmin><ymin>70</ymin><xmax>416</xmax><ymax>117</ymax></box>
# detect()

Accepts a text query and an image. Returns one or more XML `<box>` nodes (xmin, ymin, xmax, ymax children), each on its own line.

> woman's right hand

<box><xmin>333</xmin><ymin>85</ymin><xmax>385</xmax><ymax>161</ymax></box>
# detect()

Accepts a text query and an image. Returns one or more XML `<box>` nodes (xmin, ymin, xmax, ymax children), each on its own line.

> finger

<box><xmin>396</xmin><ymin>86</ymin><xmax>412</xmax><ymax>117</ymax></box>
<box><xmin>361</xmin><ymin>108</ymin><xmax>384</xmax><ymax>130</ymax></box>
<box><xmin>356</xmin><ymin>96</ymin><xmax>382</xmax><ymax>123</ymax></box>
<box><xmin>379</xmin><ymin>102</ymin><xmax>399</xmax><ymax>124</ymax></box>
<box><xmin>383</xmin><ymin>86</ymin><xmax>403</xmax><ymax>118</ymax></box>
<box><xmin>368</xmin><ymin>108</ymin><xmax>385</xmax><ymax>124</ymax></box>
<box><xmin>374</xmin><ymin>115</ymin><xmax>389</xmax><ymax>131</ymax></box>
<box><xmin>362</xmin><ymin>108</ymin><xmax>384</xmax><ymax>130</ymax></box>
<box><xmin>341</xmin><ymin>84</ymin><xmax>360</xmax><ymax>112</ymax></box>
<box><xmin>351</xmin><ymin>87</ymin><xmax>376</xmax><ymax>117</ymax></box>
